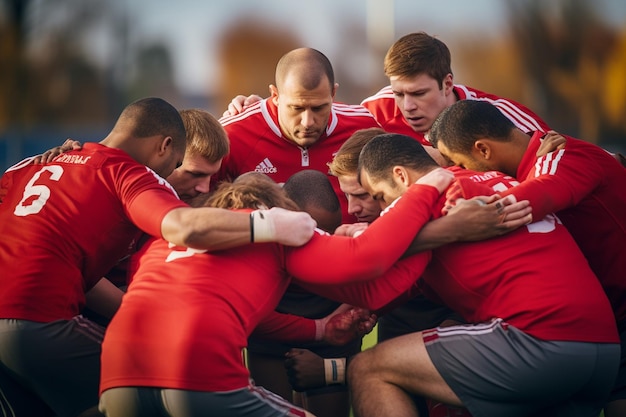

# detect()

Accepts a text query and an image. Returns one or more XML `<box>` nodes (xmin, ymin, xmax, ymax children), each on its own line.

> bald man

<box><xmin>216</xmin><ymin>48</ymin><xmax>381</xmax><ymax>417</ymax></box>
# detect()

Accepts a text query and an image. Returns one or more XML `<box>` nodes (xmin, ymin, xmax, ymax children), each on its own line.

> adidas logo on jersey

<box><xmin>255</xmin><ymin>157</ymin><xmax>278</xmax><ymax>174</ymax></box>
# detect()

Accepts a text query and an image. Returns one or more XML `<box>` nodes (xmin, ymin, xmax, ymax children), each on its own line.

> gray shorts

<box><xmin>0</xmin><ymin>316</ymin><xmax>104</xmax><ymax>417</ymax></box>
<box><xmin>424</xmin><ymin>319</ymin><xmax>620</xmax><ymax>417</ymax></box>
<box><xmin>99</xmin><ymin>383</ymin><xmax>308</xmax><ymax>417</ymax></box>
<box><xmin>609</xmin><ymin>322</ymin><xmax>626</xmax><ymax>402</ymax></box>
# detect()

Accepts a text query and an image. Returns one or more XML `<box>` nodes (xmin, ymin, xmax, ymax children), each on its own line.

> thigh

<box><xmin>0</xmin><ymin>317</ymin><xmax>104</xmax><ymax>417</ymax></box>
<box><xmin>357</xmin><ymin>330</ymin><xmax>461</xmax><ymax>406</ymax></box>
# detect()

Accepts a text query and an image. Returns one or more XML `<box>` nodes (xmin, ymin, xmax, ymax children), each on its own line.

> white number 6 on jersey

<box><xmin>14</xmin><ymin>165</ymin><xmax>64</xmax><ymax>216</ymax></box>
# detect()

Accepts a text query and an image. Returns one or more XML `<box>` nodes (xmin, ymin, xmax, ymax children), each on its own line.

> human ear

<box><xmin>159</xmin><ymin>136</ymin><xmax>173</xmax><ymax>156</ymax></box>
<box><xmin>474</xmin><ymin>140</ymin><xmax>491</xmax><ymax>160</ymax></box>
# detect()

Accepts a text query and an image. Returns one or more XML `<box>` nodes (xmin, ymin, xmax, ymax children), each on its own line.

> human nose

<box><xmin>195</xmin><ymin>177</ymin><xmax>212</xmax><ymax>194</ymax></box>
<box><xmin>347</xmin><ymin>196</ymin><xmax>361</xmax><ymax>215</ymax></box>
<box><xmin>402</xmin><ymin>96</ymin><xmax>418</xmax><ymax>112</ymax></box>
<box><xmin>300</xmin><ymin>109</ymin><xmax>315</xmax><ymax>128</ymax></box>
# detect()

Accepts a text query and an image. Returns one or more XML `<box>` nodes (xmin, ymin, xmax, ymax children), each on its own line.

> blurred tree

<box><xmin>216</xmin><ymin>19</ymin><xmax>301</xmax><ymax>113</ymax></box>
<box><xmin>507</xmin><ymin>0</ymin><xmax>626</xmax><ymax>144</ymax></box>
<box><xmin>127</xmin><ymin>42</ymin><xmax>178</xmax><ymax>103</ymax></box>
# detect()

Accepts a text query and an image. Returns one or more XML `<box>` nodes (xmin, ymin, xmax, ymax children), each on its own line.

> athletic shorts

<box><xmin>377</xmin><ymin>294</ymin><xmax>464</xmax><ymax>342</ymax></box>
<box><xmin>608</xmin><ymin>321</ymin><xmax>626</xmax><ymax>402</ymax></box>
<box><xmin>0</xmin><ymin>316</ymin><xmax>104</xmax><ymax>417</ymax></box>
<box><xmin>424</xmin><ymin>319</ymin><xmax>620</xmax><ymax>417</ymax></box>
<box><xmin>0</xmin><ymin>363</ymin><xmax>55</xmax><ymax>417</ymax></box>
<box><xmin>99</xmin><ymin>382</ymin><xmax>309</xmax><ymax>417</ymax></box>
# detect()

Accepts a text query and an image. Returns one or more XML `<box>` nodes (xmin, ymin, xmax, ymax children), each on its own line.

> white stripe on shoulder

<box><xmin>360</xmin><ymin>85</ymin><xmax>394</xmax><ymax>104</ymax></box>
<box><xmin>260</xmin><ymin>99</ymin><xmax>282</xmax><ymax>137</ymax></box>
<box><xmin>473</xmin><ymin>97</ymin><xmax>544</xmax><ymax>132</ymax></box>
<box><xmin>5</xmin><ymin>156</ymin><xmax>38</xmax><ymax>173</ymax></box>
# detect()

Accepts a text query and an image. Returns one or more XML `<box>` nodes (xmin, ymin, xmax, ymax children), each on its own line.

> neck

<box><xmin>504</xmin><ymin>129</ymin><xmax>531</xmax><ymax>177</ymax></box>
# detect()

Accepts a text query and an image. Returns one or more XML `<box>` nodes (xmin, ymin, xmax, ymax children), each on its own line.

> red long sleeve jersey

<box><xmin>425</xmin><ymin>168</ymin><xmax>618</xmax><ymax>343</ymax></box>
<box><xmin>500</xmin><ymin>131</ymin><xmax>626</xmax><ymax>323</ymax></box>
<box><xmin>361</xmin><ymin>84</ymin><xmax>550</xmax><ymax>146</ymax></box>
<box><xmin>99</xmin><ymin>183</ymin><xmax>438</xmax><ymax>394</ymax></box>
<box><xmin>217</xmin><ymin>98</ymin><xmax>381</xmax><ymax>223</ymax></box>
<box><xmin>0</xmin><ymin>143</ymin><xmax>187</xmax><ymax>322</ymax></box>
<box><xmin>299</xmin><ymin>168</ymin><xmax>618</xmax><ymax>344</ymax></box>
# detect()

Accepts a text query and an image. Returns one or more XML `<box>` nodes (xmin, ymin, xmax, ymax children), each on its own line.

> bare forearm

<box><xmin>160</xmin><ymin>206</ymin><xmax>317</xmax><ymax>251</ymax></box>
<box><xmin>85</xmin><ymin>278</ymin><xmax>124</xmax><ymax>319</ymax></box>
<box><xmin>405</xmin><ymin>216</ymin><xmax>462</xmax><ymax>255</ymax></box>
<box><xmin>404</xmin><ymin>197</ymin><xmax>533</xmax><ymax>257</ymax></box>
<box><xmin>161</xmin><ymin>207</ymin><xmax>251</xmax><ymax>251</ymax></box>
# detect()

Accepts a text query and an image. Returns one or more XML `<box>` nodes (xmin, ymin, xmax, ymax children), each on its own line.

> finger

<box><xmin>501</xmin><ymin>206</ymin><xmax>532</xmax><ymax>222</ymax></box>
<box><xmin>499</xmin><ymin>212</ymin><xmax>533</xmax><ymax>228</ymax></box>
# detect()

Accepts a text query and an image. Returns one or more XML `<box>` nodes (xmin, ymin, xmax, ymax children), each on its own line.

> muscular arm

<box><xmin>404</xmin><ymin>195</ymin><xmax>532</xmax><ymax>255</ymax></box>
<box><xmin>160</xmin><ymin>206</ymin><xmax>316</xmax><ymax>251</ymax></box>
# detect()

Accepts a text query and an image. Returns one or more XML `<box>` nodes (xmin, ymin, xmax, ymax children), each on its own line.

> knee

<box><xmin>348</xmin><ymin>350</ymin><xmax>372</xmax><ymax>383</ymax></box>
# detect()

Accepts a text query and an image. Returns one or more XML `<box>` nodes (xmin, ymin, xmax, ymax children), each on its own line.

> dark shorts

<box><xmin>99</xmin><ymin>383</ymin><xmax>308</xmax><ymax>417</ymax></box>
<box><xmin>608</xmin><ymin>322</ymin><xmax>626</xmax><ymax>402</ymax></box>
<box><xmin>424</xmin><ymin>319</ymin><xmax>620</xmax><ymax>417</ymax></box>
<box><xmin>377</xmin><ymin>294</ymin><xmax>463</xmax><ymax>342</ymax></box>
<box><xmin>0</xmin><ymin>316</ymin><xmax>104</xmax><ymax>417</ymax></box>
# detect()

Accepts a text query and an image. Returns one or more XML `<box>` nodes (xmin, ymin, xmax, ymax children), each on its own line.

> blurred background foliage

<box><xmin>1</xmin><ymin>0</ymin><xmax>625</xmax><ymax>171</ymax></box>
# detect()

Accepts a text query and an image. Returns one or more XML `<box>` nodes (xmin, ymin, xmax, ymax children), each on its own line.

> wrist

<box><xmin>314</xmin><ymin>318</ymin><xmax>325</xmax><ymax>341</ymax></box>
<box><xmin>250</xmin><ymin>210</ymin><xmax>275</xmax><ymax>242</ymax></box>
<box><xmin>324</xmin><ymin>358</ymin><xmax>346</xmax><ymax>385</ymax></box>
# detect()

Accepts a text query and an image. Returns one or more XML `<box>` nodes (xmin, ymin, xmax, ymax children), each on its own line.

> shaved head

<box><xmin>275</xmin><ymin>48</ymin><xmax>334</xmax><ymax>91</ymax></box>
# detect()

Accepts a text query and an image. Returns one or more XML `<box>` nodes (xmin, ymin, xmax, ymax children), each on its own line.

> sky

<box><xmin>122</xmin><ymin>0</ymin><xmax>508</xmax><ymax>94</ymax></box>
<box><xmin>6</xmin><ymin>0</ymin><xmax>625</xmax><ymax>96</ymax></box>
<box><xmin>117</xmin><ymin>0</ymin><xmax>626</xmax><ymax>95</ymax></box>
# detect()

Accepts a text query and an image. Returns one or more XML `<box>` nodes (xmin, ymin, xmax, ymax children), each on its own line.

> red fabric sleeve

<box><xmin>125</xmin><ymin>190</ymin><xmax>188</xmax><ymax>239</ymax></box>
<box><xmin>251</xmin><ymin>309</ymin><xmax>317</xmax><ymax>343</ymax></box>
<box><xmin>286</xmin><ymin>183</ymin><xmax>439</xmax><ymax>284</ymax></box>
<box><xmin>501</xmin><ymin>144</ymin><xmax>604</xmax><ymax>222</ymax></box>
<box><xmin>295</xmin><ymin>252</ymin><xmax>430</xmax><ymax>313</ymax></box>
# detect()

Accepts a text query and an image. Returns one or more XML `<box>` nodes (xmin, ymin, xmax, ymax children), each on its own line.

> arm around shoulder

<box><xmin>160</xmin><ymin>206</ymin><xmax>317</xmax><ymax>251</ymax></box>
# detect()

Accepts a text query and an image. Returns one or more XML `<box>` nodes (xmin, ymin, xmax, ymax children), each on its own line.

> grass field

<box><xmin>360</xmin><ymin>324</ymin><xmax>378</xmax><ymax>350</ymax></box>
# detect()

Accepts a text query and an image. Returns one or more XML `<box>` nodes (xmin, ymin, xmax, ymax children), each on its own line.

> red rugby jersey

<box><xmin>100</xmin><ymin>183</ymin><xmax>439</xmax><ymax>393</ymax></box>
<box><xmin>361</xmin><ymin>84</ymin><xmax>550</xmax><ymax>146</ymax></box>
<box><xmin>500</xmin><ymin>131</ymin><xmax>626</xmax><ymax>322</ymax></box>
<box><xmin>0</xmin><ymin>143</ymin><xmax>187</xmax><ymax>322</ymax></box>
<box><xmin>217</xmin><ymin>98</ymin><xmax>381</xmax><ymax>224</ymax></box>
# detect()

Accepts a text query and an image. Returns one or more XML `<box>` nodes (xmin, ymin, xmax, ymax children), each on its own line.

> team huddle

<box><xmin>0</xmin><ymin>32</ymin><xmax>625</xmax><ymax>417</ymax></box>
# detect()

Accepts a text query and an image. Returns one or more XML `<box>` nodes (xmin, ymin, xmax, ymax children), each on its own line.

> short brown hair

<box><xmin>206</xmin><ymin>173</ymin><xmax>299</xmax><ymax>211</ymax></box>
<box><xmin>328</xmin><ymin>127</ymin><xmax>386</xmax><ymax>177</ymax></box>
<box><xmin>179</xmin><ymin>109</ymin><xmax>230</xmax><ymax>163</ymax></box>
<box><xmin>384</xmin><ymin>32</ymin><xmax>452</xmax><ymax>87</ymax></box>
